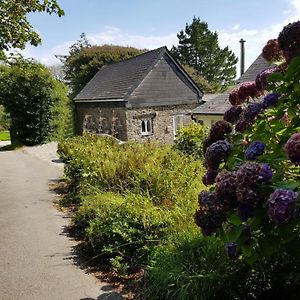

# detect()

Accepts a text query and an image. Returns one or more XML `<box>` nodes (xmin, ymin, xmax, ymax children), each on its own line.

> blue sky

<box><xmin>21</xmin><ymin>0</ymin><xmax>300</xmax><ymax>74</ymax></box>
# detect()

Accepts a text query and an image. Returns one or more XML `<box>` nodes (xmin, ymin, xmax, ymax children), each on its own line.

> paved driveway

<box><xmin>0</xmin><ymin>147</ymin><xmax>122</xmax><ymax>300</ymax></box>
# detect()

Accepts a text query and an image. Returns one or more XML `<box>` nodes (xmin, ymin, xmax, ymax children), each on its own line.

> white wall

<box><xmin>193</xmin><ymin>114</ymin><xmax>223</xmax><ymax>128</ymax></box>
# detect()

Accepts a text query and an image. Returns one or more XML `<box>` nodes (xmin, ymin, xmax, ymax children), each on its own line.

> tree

<box><xmin>182</xmin><ymin>64</ymin><xmax>219</xmax><ymax>93</ymax></box>
<box><xmin>171</xmin><ymin>17</ymin><xmax>237</xmax><ymax>88</ymax></box>
<box><xmin>60</xmin><ymin>35</ymin><xmax>145</xmax><ymax>98</ymax></box>
<box><xmin>0</xmin><ymin>0</ymin><xmax>64</xmax><ymax>59</ymax></box>
<box><xmin>0</xmin><ymin>57</ymin><xmax>72</xmax><ymax>145</ymax></box>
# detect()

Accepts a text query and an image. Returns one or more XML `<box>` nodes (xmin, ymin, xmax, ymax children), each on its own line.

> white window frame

<box><xmin>173</xmin><ymin>114</ymin><xmax>185</xmax><ymax>138</ymax></box>
<box><xmin>141</xmin><ymin>118</ymin><xmax>153</xmax><ymax>136</ymax></box>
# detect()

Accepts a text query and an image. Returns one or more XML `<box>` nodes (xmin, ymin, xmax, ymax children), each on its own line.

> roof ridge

<box><xmin>104</xmin><ymin>46</ymin><xmax>167</xmax><ymax>68</ymax></box>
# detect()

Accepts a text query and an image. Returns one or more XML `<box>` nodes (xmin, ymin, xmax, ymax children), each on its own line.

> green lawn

<box><xmin>0</xmin><ymin>131</ymin><xmax>10</xmax><ymax>141</ymax></box>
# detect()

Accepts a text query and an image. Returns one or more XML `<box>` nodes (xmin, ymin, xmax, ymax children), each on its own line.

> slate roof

<box><xmin>236</xmin><ymin>54</ymin><xmax>272</xmax><ymax>84</ymax></box>
<box><xmin>74</xmin><ymin>46</ymin><xmax>202</xmax><ymax>102</ymax></box>
<box><xmin>192</xmin><ymin>54</ymin><xmax>272</xmax><ymax>115</ymax></box>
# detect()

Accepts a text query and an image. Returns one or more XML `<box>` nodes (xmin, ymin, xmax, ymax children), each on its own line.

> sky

<box><xmin>20</xmin><ymin>0</ymin><xmax>300</xmax><ymax>76</ymax></box>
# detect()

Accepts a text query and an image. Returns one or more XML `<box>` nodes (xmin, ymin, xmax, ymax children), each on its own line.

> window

<box><xmin>173</xmin><ymin>114</ymin><xmax>185</xmax><ymax>137</ymax></box>
<box><xmin>141</xmin><ymin>118</ymin><xmax>153</xmax><ymax>135</ymax></box>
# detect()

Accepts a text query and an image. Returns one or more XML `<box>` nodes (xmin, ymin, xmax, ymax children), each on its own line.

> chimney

<box><xmin>239</xmin><ymin>38</ymin><xmax>246</xmax><ymax>77</ymax></box>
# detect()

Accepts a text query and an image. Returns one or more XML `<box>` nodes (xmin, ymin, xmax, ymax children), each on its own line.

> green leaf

<box><xmin>228</xmin><ymin>212</ymin><xmax>242</xmax><ymax>226</ymax></box>
<box><xmin>258</xmin><ymin>235</ymin><xmax>280</xmax><ymax>258</ymax></box>
<box><xmin>267</xmin><ymin>72</ymin><xmax>284</xmax><ymax>82</ymax></box>
<box><xmin>272</xmin><ymin>181</ymin><xmax>300</xmax><ymax>190</ymax></box>
<box><xmin>226</xmin><ymin>225</ymin><xmax>243</xmax><ymax>242</ymax></box>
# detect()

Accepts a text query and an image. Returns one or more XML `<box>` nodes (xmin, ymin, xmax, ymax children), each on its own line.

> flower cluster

<box><xmin>255</xmin><ymin>66</ymin><xmax>280</xmax><ymax>91</ymax></box>
<box><xmin>194</xmin><ymin>191</ymin><xmax>226</xmax><ymax>236</ymax></box>
<box><xmin>263</xmin><ymin>93</ymin><xmax>281</xmax><ymax>108</ymax></box>
<box><xmin>215</xmin><ymin>171</ymin><xmax>237</xmax><ymax>209</ymax></box>
<box><xmin>235</xmin><ymin>102</ymin><xmax>263</xmax><ymax>133</ymax></box>
<box><xmin>278</xmin><ymin>21</ymin><xmax>300</xmax><ymax>62</ymax></box>
<box><xmin>209</xmin><ymin>120</ymin><xmax>232</xmax><ymax>141</ymax></box>
<box><xmin>229</xmin><ymin>88</ymin><xmax>242</xmax><ymax>106</ymax></box>
<box><xmin>235</xmin><ymin>162</ymin><xmax>272</xmax><ymax>206</ymax></box>
<box><xmin>223</xmin><ymin>106</ymin><xmax>243</xmax><ymax>124</ymax></box>
<box><xmin>205</xmin><ymin>140</ymin><xmax>233</xmax><ymax>169</ymax></box>
<box><xmin>260</xmin><ymin>163</ymin><xmax>273</xmax><ymax>182</ymax></box>
<box><xmin>235</xmin><ymin>119</ymin><xmax>253</xmax><ymax>133</ymax></box>
<box><xmin>202</xmin><ymin>168</ymin><xmax>219</xmax><ymax>186</ymax></box>
<box><xmin>245</xmin><ymin>141</ymin><xmax>266</xmax><ymax>160</ymax></box>
<box><xmin>262</xmin><ymin>39</ymin><xmax>284</xmax><ymax>62</ymax></box>
<box><xmin>285</xmin><ymin>133</ymin><xmax>300</xmax><ymax>165</ymax></box>
<box><xmin>243</xmin><ymin>102</ymin><xmax>263</xmax><ymax>120</ymax></box>
<box><xmin>229</xmin><ymin>82</ymin><xmax>260</xmax><ymax>106</ymax></box>
<box><xmin>267</xmin><ymin>189</ymin><xmax>297</xmax><ymax>225</ymax></box>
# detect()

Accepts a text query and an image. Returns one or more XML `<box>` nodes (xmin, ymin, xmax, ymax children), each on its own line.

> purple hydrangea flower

<box><xmin>267</xmin><ymin>189</ymin><xmax>298</xmax><ymax>225</ymax></box>
<box><xmin>224</xmin><ymin>106</ymin><xmax>243</xmax><ymax>124</ymax></box>
<box><xmin>278</xmin><ymin>21</ymin><xmax>300</xmax><ymax>62</ymax></box>
<box><xmin>236</xmin><ymin>162</ymin><xmax>263</xmax><ymax>206</ymax></box>
<box><xmin>202</xmin><ymin>168</ymin><xmax>219</xmax><ymax>186</ymax></box>
<box><xmin>209</xmin><ymin>120</ymin><xmax>233</xmax><ymax>141</ymax></box>
<box><xmin>205</xmin><ymin>140</ymin><xmax>233</xmax><ymax>169</ymax></box>
<box><xmin>245</xmin><ymin>141</ymin><xmax>266</xmax><ymax>160</ymax></box>
<box><xmin>263</xmin><ymin>93</ymin><xmax>281</xmax><ymax>108</ymax></box>
<box><xmin>243</xmin><ymin>102</ymin><xmax>263</xmax><ymax>120</ymax></box>
<box><xmin>215</xmin><ymin>171</ymin><xmax>237</xmax><ymax>209</ymax></box>
<box><xmin>285</xmin><ymin>133</ymin><xmax>300</xmax><ymax>165</ymax></box>
<box><xmin>260</xmin><ymin>163</ymin><xmax>273</xmax><ymax>182</ymax></box>
<box><xmin>262</xmin><ymin>39</ymin><xmax>284</xmax><ymax>62</ymax></box>
<box><xmin>195</xmin><ymin>191</ymin><xmax>226</xmax><ymax>236</ymax></box>
<box><xmin>235</xmin><ymin>119</ymin><xmax>252</xmax><ymax>133</ymax></box>
<box><xmin>238</xmin><ymin>81</ymin><xmax>259</xmax><ymax>101</ymax></box>
<box><xmin>229</xmin><ymin>88</ymin><xmax>242</xmax><ymax>106</ymax></box>
<box><xmin>203</xmin><ymin>137</ymin><xmax>214</xmax><ymax>155</ymax></box>
<box><xmin>255</xmin><ymin>67</ymin><xmax>280</xmax><ymax>91</ymax></box>
<box><xmin>225</xmin><ymin>242</ymin><xmax>238</xmax><ymax>259</ymax></box>
<box><xmin>238</xmin><ymin>204</ymin><xmax>254</xmax><ymax>221</ymax></box>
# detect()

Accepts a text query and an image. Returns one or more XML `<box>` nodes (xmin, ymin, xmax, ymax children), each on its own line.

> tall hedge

<box><xmin>0</xmin><ymin>57</ymin><xmax>73</xmax><ymax>145</ymax></box>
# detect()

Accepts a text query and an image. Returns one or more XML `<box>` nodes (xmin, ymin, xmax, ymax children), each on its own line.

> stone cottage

<box><xmin>74</xmin><ymin>46</ymin><xmax>203</xmax><ymax>144</ymax></box>
<box><xmin>190</xmin><ymin>54</ymin><xmax>273</xmax><ymax>127</ymax></box>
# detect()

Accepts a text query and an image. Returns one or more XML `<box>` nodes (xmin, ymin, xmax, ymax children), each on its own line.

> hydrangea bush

<box><xmin>195</xmin><ymin>21</ymin><xmax>300</xmax><ymax>264</ymax></box>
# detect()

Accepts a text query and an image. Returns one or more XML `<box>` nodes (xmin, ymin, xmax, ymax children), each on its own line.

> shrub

<box><xmin>146</xmin><ymin>230</ymin><xmax>300</xmax><ymax>300</ymax></box>
<box><xmin>58</xmin><ymin>134</ymin><xmax>205</xmax><ymax>274</ymax></box>
<box><xmin>73</xmin><ymin>192</ymin><xmax>176</xmax><ymax>274</ymax></box>
<box><xmin>58</xmin><ymin>133</ymin><xmax>204</xmax><ymax>208</ymax></box>
<box><xmin>174</xmin><ymin>122</ymin><xmax>208</xmax><ymax>159</ymax></box>
<box><xmin>0</xmin><ymin>57</ymin><xmax>73</xmax><ymax>145</ymax></box>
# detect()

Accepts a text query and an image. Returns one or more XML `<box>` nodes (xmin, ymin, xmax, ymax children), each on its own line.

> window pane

<box><xmin>147</xmin><ymin>120</ymin><xmax>151</xmax><ymax>132</ymax></box>
<box><xmin>141</xmin><ymin>120</ymin><xmax>146</xmax><ymax>132</ymax></box>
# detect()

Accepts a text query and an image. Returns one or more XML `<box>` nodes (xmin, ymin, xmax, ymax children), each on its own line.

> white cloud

<box><xmin>219</xmin><ymin>0</ymin><xmax>300</xmax><ymax>77</ymax></box>
<box><xmin>19</xmin><ymin>0</ymin><xmax>300</xmax><ymax>74</ymax></box>
<box><xmin>233</xmin><ymin>24</ymin><xmax>240</xmax><ymax>31</ymax></box>
<box><xmin>87</xmin><ymin>26</ymin><xmax>177</xmax><ymax>50</ymax></box>
<box><xmin>19</xmin><ymin>26</ymin><xmax>177</xmax><ymax>65</ymax></box>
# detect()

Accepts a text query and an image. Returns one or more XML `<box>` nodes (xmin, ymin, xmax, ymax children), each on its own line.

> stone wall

<box><xmin>75</xmin><ymin>102</ymin><xmax>127</xmax><ymax>141</ymax></box>
<box><xmin>126</xmin><ymin>104</ymin><xmax>199</xmax><ymax>144</ymax></box>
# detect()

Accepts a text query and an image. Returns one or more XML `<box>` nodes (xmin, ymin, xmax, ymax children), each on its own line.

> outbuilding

<box><xmin>74</xmin><ymin>46</ymin><xmax>203</xmax><ymax>143</ymax></box>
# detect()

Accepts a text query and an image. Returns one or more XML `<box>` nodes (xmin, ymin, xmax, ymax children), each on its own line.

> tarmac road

<box><xmin>0</xmin><ymin>148</ymin><xmax>122</xmax><ymax>300</ymax></box>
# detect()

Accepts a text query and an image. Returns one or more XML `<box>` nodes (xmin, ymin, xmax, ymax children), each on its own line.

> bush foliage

<box><xmin>174</xmin><ymin>122</ymin><xmax>208</xmax><ymax>159</ymax></box>
<box><xmin>58</xmin><ymin>133</ymin><xmax>204</xmax><ymax>274</ymax></box>
<box><xmin>0</xmin><ymin>57</ymin><xmax>73</xmax><ymax>145</ymax></box>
